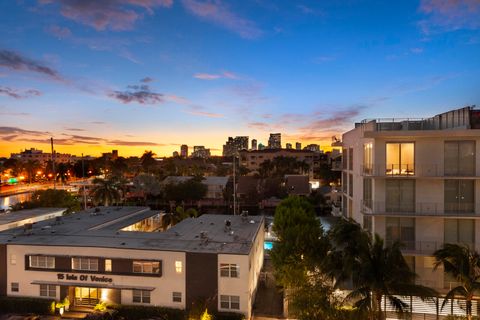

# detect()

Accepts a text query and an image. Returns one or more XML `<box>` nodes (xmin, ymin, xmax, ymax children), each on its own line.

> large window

<box><xmin>444</xmin><ymin>141</ymin><xmax>475</xmax><ymax>176</ymax></box>
<box><xmin>342</xmin><ymin>148</ymin><xmax>347</xmax><ymax>170</ymax></box>
<box><xmin>40</xmin><ymin>284</ymin><xmax>56</xmax><ymax>297</ymax></box>
<box><xmin>133</xmin><ymin>261</ymin><xmax>160</xmax><ymax>274</ymax></box>
<box><xmin>363</xmin><ymin>178</ymin><xmax>372</xmax><ymax>209</ymax></box>
<box><xmin>444</xmin><ymin>219</ymin><xmax>475</xmax><ymax>247</ymax></box>
<box><xmin>386</xmin><ymin>180</ymin><xmax>415</xmax><ymax>212</ymax></box>
<box><xmin>220</xmin><ymin>295</ymin><xmax>240</xmax><ymax>310</ymax></box>
<box><xmin>363</xmin><ymin>143</ymin><xmax>373</xmax><ymax>174</ymax></box>
<box><xmin>29</xmin><ymin>255</ymin><xmax>55</xmax><ymax>269</ymax></box>
<box><xmin>386</xmin><ymin>217</ymin><xmax>415</xmax><ymax>250</ymax></box>
<box><xmin>342</xmin><ymin>172</ymin><xmax>347</xmax><ymax>193</ymax></box>
<box><xmin>444</xmin><ymin>180</ymin><xmax>475</xmax><ymax>213</ymax></box>
<box><xmin>220</xmin><ymin>264</ymin><xmax>239</xmax><ymax>278</ymax></box>
<box><xmin>72</xmin><ymin>257</ymin><xmax>98</xmax><ymax>271</ymax></box>
<box><xmin>348</xmin><ymin>174</ymin><xmax>353</xmax><ymax>197</ymax></box>
<box><xmin>132</xmin><ymin>290</ymin><xmax>150</xmax><ymax>303</ymax></box>
<box><xmin>386</xmin><ymin>143</ymin><xmax>414</xmax><ymax>175</ymax></box>
<box><xmin>349</xmin><ymin>148</ymin><xmax>353</xmax><ymax>170</ymax></box>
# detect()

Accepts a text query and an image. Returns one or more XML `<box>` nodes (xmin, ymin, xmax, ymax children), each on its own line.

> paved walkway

<box><xmin>252</xmin><ymin>257</ymin><xmax>284</xmax><ymax>320</ymax></box>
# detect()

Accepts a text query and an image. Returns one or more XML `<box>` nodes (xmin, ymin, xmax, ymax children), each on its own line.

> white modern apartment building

<box><xmin>339</xmin><ymin>106</ymin><xmax>480</xmax><ymax>293</ymax></box>
<box><xmin>0</xmin><ymin>207</ymin><xmax>264</xmax><ymax>318</ymax></box>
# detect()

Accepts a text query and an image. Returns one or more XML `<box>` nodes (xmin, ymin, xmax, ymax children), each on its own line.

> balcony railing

<box><xmin>362</xmin><ymin>164</ymin><xmax>478</xmax><ymax>177</ymax></box>
<box><xmin>362</xmin><ymin>200</ymin><xmax>477</xmax><ymax>216</ymax></box>
<box><xmin>385</xmin><ymin>240</ymin><xmax>475</xmax><ymax>255</ymax></box>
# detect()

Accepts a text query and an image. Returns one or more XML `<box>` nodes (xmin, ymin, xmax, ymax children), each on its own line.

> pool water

<box><xmin>264</xmin><ymin>241</ymin><xmax>273</xmax><ymax>250</ymax></box>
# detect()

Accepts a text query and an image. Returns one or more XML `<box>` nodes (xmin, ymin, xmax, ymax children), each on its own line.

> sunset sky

<box><xmin>1</xmin><ymin>0</ymin><xmax>479</xmax><ymax>157</ymax></box>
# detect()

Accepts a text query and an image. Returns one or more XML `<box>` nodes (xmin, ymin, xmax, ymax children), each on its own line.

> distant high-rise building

<box><xmin>251</xmin><ymin>139</ymin><xmax>257</xmax><ymax>150</ymax></box>
<box><xmin>268</xmin><ymin>133</ymin><xmax>281</xmax><ymax>149</ymax></box>
<box><xmin>192</xmin><ymin>146</ymin><xmax>211</xmax><ymax>158</ymax></box>
<box><xmin>296</xmin><ymin>142</ymin><xmax>302</xmax><ymax>150</ymax></box>
<box><xmin>180</xmin><ymin>144</ymin><xmax>188</xmax><ymax>158</ymax></box>
<box><xmin>286</xmin><ymin>143</ymin><xmax>292</xmax><ymax>149</ymax></box>
<box><xmin>222</xmin><ymin>136</ymin><xmax>249</xmax><ymax>157</ymax></box>
<box><xmin>172</xmin><ymin>151</ymin><xmax>179</xmax><ymax>157</ymax></box>
<box><xmin>304</xmin><ymin>144</ymin><xmax>320</xmax><ymax>152</ymax></box>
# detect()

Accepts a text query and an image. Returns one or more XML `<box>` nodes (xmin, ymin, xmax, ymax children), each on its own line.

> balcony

<box><xmin>362</xmin><ymin>164</ymin><xmax>479</xmax><ymax>177</ymax></box>
<box><xmin>385</xmin><ymin>240</ymin><xmax>475</xmax><ymax>255</ymax></box>
<box><xmin>362</xmin><ymin>200</ymin><xmax>477</xmax><ymax>217</ymax></box>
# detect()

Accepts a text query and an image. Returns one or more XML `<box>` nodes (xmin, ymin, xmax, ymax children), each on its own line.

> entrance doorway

<box><xmin>74</xmin><ymin>287</ymin><xmax>100</xmax><ymax>306</ymax></box>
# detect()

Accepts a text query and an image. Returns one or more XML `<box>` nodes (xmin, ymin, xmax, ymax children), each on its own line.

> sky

<box><xmin>0</xmin><ymin>0</ymin><xmax>479</xmax><ymax>157</ymax></box>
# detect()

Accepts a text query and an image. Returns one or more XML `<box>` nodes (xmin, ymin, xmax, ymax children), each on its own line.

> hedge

<box><xmin>108</xmin><ymin>304</ymin><xmax>184</xmax><ymax>320</ymax></box>
<box><xmin>0</xmin><ymin>296</ymin><xmax>55</xmax><ymax>315</ymax></box>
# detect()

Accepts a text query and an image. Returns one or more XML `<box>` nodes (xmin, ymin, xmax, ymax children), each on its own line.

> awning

<box><xmin>31</xmin><ymin>280</ymin><xmax>156</xmax><ymax>291</ymax></box>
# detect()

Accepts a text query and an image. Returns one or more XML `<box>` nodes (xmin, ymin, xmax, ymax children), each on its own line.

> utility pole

<box><xmin>50</xmin><ymin>137</ymin><xmax>56</xmax><ymax>190</ymax></box>
<box><xmin>82</xmin><ymin>153</ymin><xmax>87</xmax><ymax>210</ymax></box>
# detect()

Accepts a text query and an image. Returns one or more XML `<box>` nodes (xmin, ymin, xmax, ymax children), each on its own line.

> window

<box><xmin>220</xmin><ymin>264</ymin><xmax>239</xmax><ymax>278</ymax></box>
<box><xmin>386</xmin><ymin>143</ymin><xmax>414</xmax><ymax>175</ymax></box>
<box><xmin>444</xmin><ymin>219</ymin><xmax>475</xmax><ymax>248</ymax></box>
<box><xmin>172</xmin><ymin>292</ymin><xmax>182</xmax><ymax>302</ymax></box>
<box><xmin>40</xmin><ymin>284</ymin><xmax>56</xmax><ymax>297</ymax></box>
<box><xmin>11</xmin><ymin>283</ymin><xmax>19</xmax><ymax>292</ymax></box>
<box><xmin>29</xmin><ymin>255</ymin><xmax>55</xmax><ymax>269</ymax></box>
<box><xmin>72</xmin><ymin>257</ymin><xmax>98</xmax><ymax>271</ymax></box>
<box><xmin>445</xmin><ymin>141</ymin><xmax>475</xmax><ymax>176</ymax></box>
<box><xmin>444</xmin><ymin>180</ymin><xmax>475</xmax><ymax>213</ymax></box>
<box><xmin>342</xmin><ymin>195</ymin><xmax>348</xmax><ymax>219</ymax></box>
<box><xmin>133</xmin><ymin>261</ymin><xmax>160</xmax><ymax>274</ymax></box>
<box><xmin>342</xmin><ymin>172</ymin><xmax>347</xmax><ymax>193</ymax></box>
<box><xmin>342</xmin><ymin>148</ymin><xmax>347</xmax><ymax>170</ymax></box>
<box><xmin>363</xmin><ymin>178</ymin><xmax>372</xmax><ymax>209</ymax></box>
<box><xmin>10</xmin><ymin>254</ymin><xmax>16</xmax><ymax>265</ymax></box>
<box><xmin>105</xmin><ymin>259</ymin><xmax>112</xmax><ymax>272</ymax></box>
<box><xmin>175</xmin><ymin>261</ymin><xmax>182</xmax><ymax>274</ymax></box>
<box><xmin>363</xmin><ymin>143</ymin><xmax>373</xmax><ymax>174</ymax></box>
<box><xmin>363</xmin><ymin>216</ymin><xmax>372</xmax><ymax>233</ymax></box>
<box><xmin>132</xmin><ymin>290</ymin><xmax>150</xmax><ymax>303</ymax></box>
<box><xmin>386</xmin><ymin>180</ymin><xmax>415</xmax><ymax>212</ymax></box>
<box><xmin>348</xmin><ymin>148</ymin><xmax>353</xmax><ymax>170</ymax></box>
<box><xmin>220</xmin><ymin>295</ymin><xmax>240</xmax><ymax>310</ymax></box>
<box><xmin>348</xmin><ymin>174</ymin><xmax>353</xmax><ymax>197</ymax></box>
<box><xmin>386</xmin><ymin>217</ymin><xmax>415</xmax><ymax>250</ymax></box>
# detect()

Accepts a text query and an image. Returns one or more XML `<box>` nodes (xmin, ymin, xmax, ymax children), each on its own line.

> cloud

<box><xmin>107</xmin><ymin>139</ymin><xmax>162</xmax><ymax>146</ymax></box>
<box><xmin>45</xmin><ymin>25</ymin><xmax>72</xmax><ymax>38</ymax></box>
<box><xmin>0</xmin><ymin>127</ymin><xmax>49</xmax><ymax>136</ymax></box>
<box><xmin>193</xmin><ymin>71</ymin><xmax>239</xmax><ymax>80</ymax></box>
<box><xmin>419</xmin><ymin>0</ymin><xmax>480</xmax><ymax>34</ymax></box>
<box><xmin>39</xmin><ymin>0</ymin><xmax>173</xmax><ymax>31</ymax></box>
<box><xmin>184</xmin><ymin>109</ymin><xmax>224</xmax><ymax>118</ymax></box>
<box><xmin>410</xmin><ymin>47</ymin><xmax>424</xmax><ymax>54</ymax></box>
<box><xmin>248</xmin><ymin>121</ymin><xmax>271</xmax><ymax>131</ymax></box>
<box><xmin>297</xmin><ymin>4</ymin><xmax>314</xmax><ymax>14</ymax></box>
<box><xmin>90</xmin><ymin>121</ymin><xmax>106</xmax><ymax>125</ymax></box>
<box><xmin>0</xmin><ymin>49</ymin><xmax>63</xmax><ymax>81</ymax></box>
<box><xmin>109</xmin><ymin>84</ymin><xmax>164</xmax><ymax>104</ymax></box>
<box><xmin>312</xmin><ymin>55</ymin><xmax>335</xmax><ymax>64</ymax></box>
<box><xmin>0</xmin><ymin>112</ymin><xmax>30</xmax><ymax>117</ymax></box>
<box><xmin>64</xmin><ymin>128</ymin><xmax>86</xmax><ymax>132</ymax></box>
<box><xmin>181</xmin><ymin>0</ymin><xmax>263</xmax><ymax>39</ymax></box>
<box><xmin>140</xmin><ymin>76</ymin><xmax>154</xmax><ymax>83</ymax></box>
<box><xmin>0</xmin><ymin>86</ymin><xmax>42</xmax><ymax>99</ymax></box>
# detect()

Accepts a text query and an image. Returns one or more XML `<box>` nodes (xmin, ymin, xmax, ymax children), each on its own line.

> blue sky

<box><xmin>0</xmin><ymin>0</ymin><xmax>479</xmax><ymax>157</ymax></box>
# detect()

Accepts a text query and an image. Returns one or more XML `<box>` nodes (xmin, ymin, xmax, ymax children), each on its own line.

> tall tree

<box><xmin>133</xmin><ymin>173</ymin><xmax>161</xmax><ymax>203</ymax></box>
<box><xmin>434</xmin><ymin>243</ymin><xmax>480</xmax><ymax>320</ymax></box>
<box><xmin>140</xmin><ymin>150</ymin><xmax>157</xmax><ymax>173</ymax></box>
<box><xmin>24</xmin><ymin>160</ymin><xmax>40</xmax><ymax>183</ymax></box>
<box><xmin>90</xmin><ymin>177</ymin><xmax>121</xmax><ymax>206</ymax></box>
<box><xmin>327</xmin><ymin>219</ymin><xmax>436</xmax><ymax>320</ymax></box>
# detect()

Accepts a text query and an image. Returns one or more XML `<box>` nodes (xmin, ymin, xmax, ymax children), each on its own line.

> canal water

<box><xmin>0</xmin><ymin>192</ymin><xmax>32</xmax><ymax>211</ymax></box>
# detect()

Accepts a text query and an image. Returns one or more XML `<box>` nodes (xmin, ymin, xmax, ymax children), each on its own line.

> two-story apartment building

<box><xmin>340</xmin><ymin>106</ymin><xmax>480</xmax><ymax>293</ymax></box>
<box><xmin>0</xmin><ymin>207</ymin><xmax>264</xmax><ymax>318</ymax></box>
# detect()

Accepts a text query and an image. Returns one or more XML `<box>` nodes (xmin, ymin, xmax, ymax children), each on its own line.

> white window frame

<box><xmin>220</xmin><ymin>295</ymin><xmax>240</xmax><ymax>310</ymax></box>
<box><xmin>72</xmin><ymin>257</ymin><xmax>98</xmax><ymax>271</ymax></box>
<box><xmin>29</xmin><ymin>255</ymin><xmax>55</xmax><ymax>269</ymax></box>
<box><xmin>132</xmin><ymin>290</ymin><xmax>151</xmax><ymax>303</ymax></box>
<box><xmin>133</xmin><ymin>261</ymin><xmax>160</xmax><ymax>274</ymax></box>
<box><xmin>11</xmin><ymin>283</ymin><xmax>19</xmax><ymax>293</ymax></box>
<box><xmin>40</xmin><ymin>284</ymin><xmax>56</xmax><ymax>297</ymax></box>
<box><xmin>172</xmin><ymin>291</ymin><xmax>182</xmax><ymax>303</ymax></box>
<box><xmin>105</xmin><ymin>259</ymin><xmax>112</xmax><ymax>272</ymax></box>
<box><xmin>220</xmin><ymin>263</ymin><xmax>239</xmax><ymax>278</ymax></box>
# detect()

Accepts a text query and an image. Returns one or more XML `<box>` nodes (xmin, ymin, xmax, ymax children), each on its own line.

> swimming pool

<box><xmin>264</xmin><ymin>241</ymin><xmax>273</xmax><ymax>250</ymax></box>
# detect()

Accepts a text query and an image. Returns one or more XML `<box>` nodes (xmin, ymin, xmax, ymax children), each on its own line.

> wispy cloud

<box><xmin>193</xmin><ymin>71</ymin><xmax>239</xmax><ymax>80</ymax></box>
<box><xmin>140</xmin><ymin>76</ymin><xmax>154</xmax><ymax>83</ymax></box>
<box><xmin>0</xmin><ymin>86</ymin><xmax>41</xmax><ymax>99</ymax></box>
<box><xmin>181</xmin><ymin>0</ymin><xmax>263</xmax><ymax>39</ymax></box>
<box><xmin>39</xmin><ymin>0</ymin><xmax>173</xmax><ymax>31</ymax></box>
<box><xmin>109</xmin><ymin>84</ymin><xmax>164</xmax><ymax>104</ymax></box>
<box><xmin>185</xmin><ymin>105</ymin><xmax>224</xmax><ymax>118</ymax></box>
<box><xmin>410</xmin><ymin>47</ymin><xmax>424</xmax><ymax>54</ymax></box>
<box><xmin>418</xmin><ymin>0</ymin><xmax>480</xmax><ymax>34</ymax></box>
<box><xmin>0</xmin><ymin>49</ymin><xmax>64</xmax><ymax>81</ymax></box>
<box><xmin>64</xmin><ymin>127</ymin><xmax>86</xmax><ymax>132</ymax></box>
<box><xmin>45</xmin><ymin>25</ymin><xmax>72</xmax><ymax>38</ymax></box>
<box><xmin>312</xmin><ymin>55</ymin><xmax>335</xmax><ymax>64</ymax></box>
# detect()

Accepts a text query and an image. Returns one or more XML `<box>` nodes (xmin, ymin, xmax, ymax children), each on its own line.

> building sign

<box><xmin>57</xmin><ymin>273</ymin><xmax>113</xmax><ymax>283</ymax></box>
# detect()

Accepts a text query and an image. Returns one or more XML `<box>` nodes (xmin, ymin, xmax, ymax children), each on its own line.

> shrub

<box><xmin>0</xmin><ymin>297</ymin><xmax>55</xmax><ymax>315</ymax></box>
<box><xmin>213</xmin><ymin>312</ymin><xmax>245</xmax><ymax>320</ymax></box>
<box><xmin>109</xmin><ymin>304</ymin><xmax>184</xmax><ymax>320</ymax></box>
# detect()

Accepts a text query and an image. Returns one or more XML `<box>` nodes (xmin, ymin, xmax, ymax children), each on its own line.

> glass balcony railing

<box><xmin>361</xmin><ymin>200</ymin><xmax>477</xmax><ymax>216</ymax></box>
<box><xmin>361</xmin><ymin>164</ymin><xmax>478</xmax><ymax>177</ymax></box>
<box><xmin>385</xmin><ymin>240</ymin><xmax>475</xmax><ymax>255</ymax></box>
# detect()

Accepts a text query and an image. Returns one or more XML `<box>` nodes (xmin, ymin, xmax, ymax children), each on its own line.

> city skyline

<box><xmin>1</xmin><ymin>0</ymin><xmax>480</xmax><ymax>157</ymax></box>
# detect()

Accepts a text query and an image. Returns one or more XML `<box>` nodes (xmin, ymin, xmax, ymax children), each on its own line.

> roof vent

<box><xmin>224</xmin><ymin>219</ymin><xmax>231</xmax><ymax>232</ymax></box>
<box><xmin>200</xmin><ymin>231</ymin><xmax>207</xmax><ymax>239</ymax></box>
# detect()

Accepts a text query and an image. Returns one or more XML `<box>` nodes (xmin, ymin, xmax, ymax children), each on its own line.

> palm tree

<box><xmin>90</xmin><ymin>177</ymin><xmax>121</xmax><ymax>206</ymax></box>
<box><xmin>161</xmin><ymin>206</ymin><xmax>197</xmax><ymax>230</ymax></box>
<box><xmin>327</xmin><ymin>219</ymin><xmax>436</xmax><ymax>320</ymax></box>
<box><xmin>140</xmin><ymin>150</ymin><xmax>157</xmax><ymax>173</ymax></box>
<box><xmin>434</xmin><ymin>243</ymin><xmax>480</xmax><ymax>320</ymax></box>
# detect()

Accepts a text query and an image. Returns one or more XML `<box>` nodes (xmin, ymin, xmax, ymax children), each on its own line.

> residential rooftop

<box><xmin>0</xmin><ymin>208</ymin><xmax>66</xmax><ymax>232</ymax></box>
<box><xmin>0</xmin><ymin>206</ymin><xmax>263</xmax><ymax>255</ymax></box>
